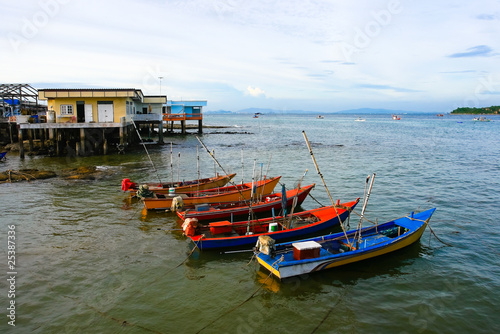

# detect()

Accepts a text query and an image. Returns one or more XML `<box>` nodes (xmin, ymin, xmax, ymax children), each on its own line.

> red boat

<box><xmin>183</xmin><ymin>198</ymin><xmax>360</xmax><ymax>250</ymax></box>
<box><xmin>177</xmin><ymin>184</ymin><xmax>315</xmax><ymax>222</ymax></box>
<box><xmin>142</xmin><ymin>176</ymin><xmax>281</xmax><ymax>210</ymax></box>
<box><xmin>122</xmin><ymin>173</ymin><xmax>236</xmax><ymax>195</ymax></box>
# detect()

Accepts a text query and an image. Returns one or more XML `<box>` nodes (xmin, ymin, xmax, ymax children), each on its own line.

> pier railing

<box><xmin>163</xmin><ymin>113</ymin><xmax>202</xmax><ymax>121</ymax></box>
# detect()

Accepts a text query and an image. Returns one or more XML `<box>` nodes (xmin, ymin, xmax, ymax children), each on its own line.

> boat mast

<box><xmin>131</xmin><ymin>119</ymin><xmax>162</xmax><ymax>184</ymax></box>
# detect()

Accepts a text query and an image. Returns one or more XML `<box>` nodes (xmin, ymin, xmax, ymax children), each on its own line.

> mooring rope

<box><xmin>310</xmin><ymin>285</ymin><xmax>353</xmax><ymax>334</ymax></box>
<box><xmin>63</xmin><ymin>295</ymin><xmax>165</xmax><ymax>334</ymax></box>
<box><xmin>195</xmin><ymin>269</ymin><xmax>275</xmax><ymax>334</ymax></box>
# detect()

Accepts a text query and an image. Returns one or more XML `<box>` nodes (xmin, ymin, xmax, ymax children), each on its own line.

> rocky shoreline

<box><xmin>0</xmin><ymin>166</ymin><xmax>114</xmax><ymax>183</ymax></box>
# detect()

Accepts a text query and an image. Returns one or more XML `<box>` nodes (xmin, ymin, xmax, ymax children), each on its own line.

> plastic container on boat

<box><xmin>292</xmin><ymin>241</ymin><xmax>321</xmax><ymax>260</ymax></box>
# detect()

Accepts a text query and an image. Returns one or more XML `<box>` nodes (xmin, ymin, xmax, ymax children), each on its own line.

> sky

<box><xmin>1</xmin><ymin>0</ymin><xmax>500</xmax><ymax>113</ymax></box>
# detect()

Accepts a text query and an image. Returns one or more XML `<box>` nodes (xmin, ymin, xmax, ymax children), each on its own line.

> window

<box><xmin>60</xmin><ymin>104</ymin><xmax>73</xmax><ymax>115</ymax></box>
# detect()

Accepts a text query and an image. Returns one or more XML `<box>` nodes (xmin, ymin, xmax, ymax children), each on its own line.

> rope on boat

<box><xmin>428</xmin><ymin>224</ymin><xmax>453</xmax><ymax>247</ymax></box>
<box><xmin>307</xmin><ymin>191</ymin><xmax>326</xmax><ymax>207</ymax></box>
<box><xmin>195</xmin><ymin>268</ymin><xmax>275</xmax><ymax>334</ymax></box>
<box><xmin>162</xmin><ymin>240</ymin><xmax>201</xmax><ymax>277</ymax></box>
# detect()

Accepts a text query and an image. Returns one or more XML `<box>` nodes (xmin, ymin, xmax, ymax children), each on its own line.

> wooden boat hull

<box><xmin>123</xmin><ymin>173</ymin><xmax>236</xmax><ymax>195</ymax></box>
<box><xmin>143</xmin><ymin>176</ymin><xmax>281</xmax><ymax>210</ymax></box>
<box><xmin>177</xmin><ymin>184</ymin><xmax>315</xmax><ymax>222</ymax></box>
<box><xmin>256</xmin><ymin>208</ymin><xmax>436</xmax><ymax>279</ymax></box>
<box><xmin>187</xmin><ymin>199</ymin><xmax>359</xmax><ymax>250</ymax></box>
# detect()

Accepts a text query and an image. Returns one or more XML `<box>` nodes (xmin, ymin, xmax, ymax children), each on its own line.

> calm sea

<box><xmin>1</xmin><ymin>113</ymin><xmax>499</xmax><ymax>333</ymax></box>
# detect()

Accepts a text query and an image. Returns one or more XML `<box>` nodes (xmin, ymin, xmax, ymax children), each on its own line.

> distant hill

<box><xmin>204</xmin><ymin>109</ymin><xmax>234</xmax><ymax>114</ymax></box>
<box><xmin>205</xmin><ymin>107</ymin><xmax>421</xmax><ymax>115</ymax></box>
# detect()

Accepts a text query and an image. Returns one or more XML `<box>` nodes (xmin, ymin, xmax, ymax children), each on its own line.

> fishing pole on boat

<box><xmin>170</xmin><ymin>142</ymin><xmax>174</xmax><ymax>184</ymax></box>
<box><xmin>359</xmin><ymin>173</ymin><xmax>375</xmax><ymax>225</ymax></box>
<box><xmin>197</xmin><ymin>145</ymin><xmax>200</xmax><ymax>194</ymax></box>
<box><xmin>259</xmin><ymin>154</ymin><xmax>272</xmax><ymax>200</ymax></box>
<box><xmin>302</xmin><ymin>131</ymin><xmax>335</xmax><ymax>205</ymax></box>
<box><xmin>353</xmin><ymin>173</ymin><xmax>376</xmax><ymax>248</ymax></box>
<box><xmin>195</xmin><ymin>135</ymin><xmax>262</xmax><ymax>222</ymax></box>
<box><xmin>302</xmin><ymin>130</ymin><xmax>351</xmax><ymax>242</ymax></box>
<box><xmin>177</xmin><ymin>152</ymin><xmax>181</xmax><ymax>182</ymax></box>
<box><xmin>287</xmin><ymin>169</ymin><xmax>308</xmax><ymax>228</ymax></box>
<box><xmin>246</xmin><ymin>160</ymin><xmax>257</xmax><ymax>235</ymax></box>
<box><xmin>240</xmin><ymin>148</ymin><xmax>244</xmax><ymax>185</ymax></box>
<box><xmin>131</xmin><ymin>119</ymin><xmax>162</xmax><ymax>184</ymax></box>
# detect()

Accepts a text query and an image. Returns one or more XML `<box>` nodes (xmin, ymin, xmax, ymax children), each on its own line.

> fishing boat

<box><xmin>183</xmin><ymin>199</ymin><xmax>359</xmax><ymax>250</ymax></box>
<box><xmin>473</xmin><ymin>116</ymin><xmax>491</xmax><ymax>122</ymax></box>
<box><xmin>177</xmin><ymin>184</ymin><xmax>315</xmax><ymax>222</ymax></box>
<box><xmin>392</xmin><ymin>114</ymin><xmax>401</xmax><ymax>120</ymax></box>
<box><xmin>354</xmin><ymin>117</ymin><xmax>366</xmax><ymax>122</ymax></box>
<box><xmin>142</xmin><ymin>176</ymin><xmax>281</xmax><ymax>210</ymax></box>
<box><xmin>122</xmin><ymin>173</ymin><xmax>236</xmax><ymax>195</ymax></box>
<box><xmin>255</xmin><ymin>208</ymin><xmax>436</xmax><ymax>279</ymax></box>
<box><xmin>316</xmin><ymin>115</ymin><xmax>324</xmax><ymax>119</ymax></box>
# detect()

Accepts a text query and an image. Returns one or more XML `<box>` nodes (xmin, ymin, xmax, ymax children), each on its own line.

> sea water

<box><xmin>1</xmin><ymin>113</ymin><xmax>499</xmax><ymax>333</ymax></box>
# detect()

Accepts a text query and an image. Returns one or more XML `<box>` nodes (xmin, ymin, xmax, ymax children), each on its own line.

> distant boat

<box><xmin>255</xmin><ymin>208</ymin><xmax>436</xmax><ymax>279</ymax></box>
<box><xmin>436</xmin><ymin>114</ymin><xmax>444</xmax><ymax>117</ymax></box>
<box><xmin>316</xmin><ymin>115</ymin><xmax>324</xmax><ymax>119</ymax></box>
<box><xmin>392</xmin><ymin>114</ymin><xmax>401</xmax><ymax>120</ymax></box>
<box><xmin>354</xmin><ymin>117</ymin><xmax>366</xmax><ymax>122</ymax></box>
<box><xmin>473</xmin><ymin>116</ymin><xmax>491</xmax><ymax>122</ymax></box>
<box><xmin>253</xmin><ymin>112</ymin><xmax>262</xmax><ymax>118</ymax></box>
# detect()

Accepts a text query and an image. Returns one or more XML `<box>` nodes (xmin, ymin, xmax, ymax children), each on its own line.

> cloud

<box><xmin>476</xmin><ymin>14</ymin><xmax>497</xmax><ymax>20</ymax></box>
<box><xmin>356</xmin><ymin>84</ymin><xmax>420</xmax><ymax>93</ymax></box>
<box><xmin>448</xmin><ymin>45</ymin><xmax>495</xmax><ymax>58</ymax></box>
<box><xmin>246</xmin><ymin>86</ymin><xmax>266</xmax><ymax>97</ymax></box>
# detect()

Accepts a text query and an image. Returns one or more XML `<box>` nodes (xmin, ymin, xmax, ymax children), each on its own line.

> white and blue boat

<box><xmin>255</xmin><ymin>208</ymin><xmax>436</xmax><ymax>279</ymax></box>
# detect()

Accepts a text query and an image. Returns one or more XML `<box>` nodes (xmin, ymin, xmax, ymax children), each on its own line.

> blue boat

<box><xmin>0</xmin><ymin>151</ymin><xmax>7</xmax><ymax>161</ymax></box>
<box><xmin>255</xmin><ymin>208</ymin><xmax>436</xmax><ymax>279</ymax></box>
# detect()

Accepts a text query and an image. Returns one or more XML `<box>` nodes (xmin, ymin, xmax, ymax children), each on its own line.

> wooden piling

<box><xmin>80</xmin><ymin>128</ymin><xmax>86</xmax><ymax>156</ymax></box>
<box><xmin>19</xmin><ymin>128</ymin><xmax>25</xmax><ymax>159</ymax></box>
<box><xmin>158</xmin><ymin>121</ymin><xmax>164</xmax><ymax>143</ymax></box>
<box><xmin>28</xmin><ymin>129</ymin><xmax>34</xmax><ymax>153</ymax></box>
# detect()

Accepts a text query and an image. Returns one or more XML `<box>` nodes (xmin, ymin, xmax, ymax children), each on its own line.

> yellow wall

<box><xmin>46</xmin><ymin>97</ymin><xmax>131</xmax><ymax>123</ymax></box>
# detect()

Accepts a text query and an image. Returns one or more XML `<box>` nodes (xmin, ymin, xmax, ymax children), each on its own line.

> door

<box><xmin>97</xmin><ymin>102</ymin><xmax>114</xmax><ymax>123</ymax></box>
<box><xmin>76</xmin><ymin>101</ymin><xmax>85</xmax><ymax>123</ymax></box>
<box><xmin>84</xmin><ymin>104</ymin><xmax>93</xmax><ymax>122</ymax></box>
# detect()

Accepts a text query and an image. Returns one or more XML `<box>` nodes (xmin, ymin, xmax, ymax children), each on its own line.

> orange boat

<box><xmin>142</xmin><ymin>176</ymin><xmax>281</xmax><ymax>210</ymax></box>
<box><xmin>122</xmin><ymin>173</ymin><xmax>236</xmax><ymax>195</ymax></box>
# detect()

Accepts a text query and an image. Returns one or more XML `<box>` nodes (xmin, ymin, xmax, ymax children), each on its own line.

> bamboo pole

<box><xmin>131</xmin><ymin>119</ymin><xmax>162</xmax><ymax>184</ymax></box>
<box><xmin>302</xmin><ymin>130</ymin><xmax>350</xmax><ymax>242</ymax></box>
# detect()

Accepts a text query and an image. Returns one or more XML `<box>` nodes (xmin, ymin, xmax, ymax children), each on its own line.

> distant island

<box><xmin>451</xmin><ymin>106</ymin><xmax>499</xmax><ymax>114</ymax></box>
